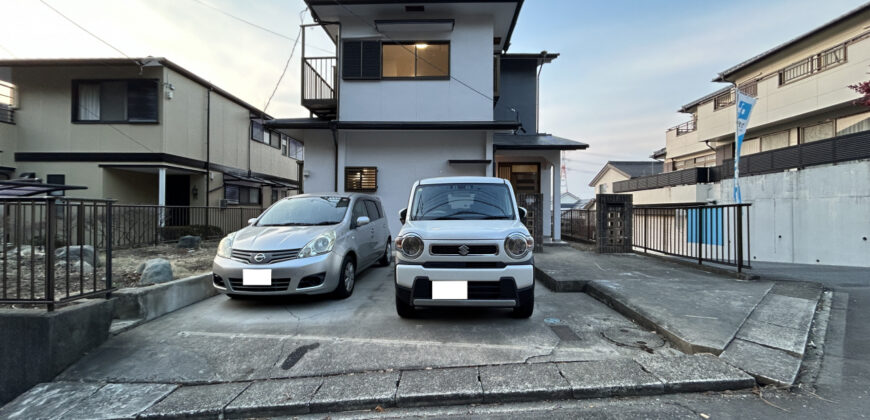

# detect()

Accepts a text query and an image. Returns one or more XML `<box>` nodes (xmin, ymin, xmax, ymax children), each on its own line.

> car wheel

<box><xmin>332</xmin><ymin>257</ymin><xmax>355</xmax><ymax>299</ymax></box>
<box><xmin>511</xmin><ymin>285</ymin><xmax>534</xmax><ymax>318</ymax></box>
<box><xmin>395</xmin><ymin>293</ymin><xmax>416</xmax><ymax>318</ymax></box>
<box><xmin>377</xmin><ymin>239</ymin><xmax>392</xmax><ymax>266</ymax></box>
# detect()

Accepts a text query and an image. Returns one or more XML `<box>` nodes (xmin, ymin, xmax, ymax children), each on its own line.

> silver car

<box><xmin>212</xmin><ymin>193</ymin><xmax>392</xmax><ymax>299</ymax></box>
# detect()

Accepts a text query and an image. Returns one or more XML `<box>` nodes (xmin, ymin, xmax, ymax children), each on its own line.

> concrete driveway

<box><xmin>58</xmin><ymin>264</ymin><xmax>674</xmax><ymax>384</ymax></box>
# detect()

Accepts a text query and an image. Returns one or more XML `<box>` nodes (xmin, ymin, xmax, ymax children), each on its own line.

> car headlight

<box><xmin>504</xmin><ymin>233</ymin><xmax>533</xmax><ymax>259</ymax></box>
<box><xmin>216</xmin><ymin>234</ymin><xmax>234</xmax><ymax>259</ymax></box>
<box><xmin>298</xmin><ymin>231</ymin><xmax>336</xmax><ymax>258</ymax></box>
<box><xmin>396</xmin><ymin>234</ymin><xmax>424</xmax><ymax>259</ymax></box>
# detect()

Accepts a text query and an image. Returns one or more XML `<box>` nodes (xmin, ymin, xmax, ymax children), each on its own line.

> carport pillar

<box><xmin>552</xmin><ymin>163</ymin><xmax>561</xmax><ymax>241</ymax></box>
<box><xmin>158</xmin><ymin>167</ymin><xmax>166</xmax><ymax>227</ymax></box>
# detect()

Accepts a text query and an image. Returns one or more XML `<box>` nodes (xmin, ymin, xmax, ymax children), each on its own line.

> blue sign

<box><xmin>733</xmin><ymin>91</ymin><xmax>756</xmax><ymax>203</ymax></box>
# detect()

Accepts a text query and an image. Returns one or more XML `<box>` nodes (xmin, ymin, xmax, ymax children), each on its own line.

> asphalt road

<box><xmin>59</xmin><ymin>264</ymin><xmax>673</xmax><ymax>384</ymax></box>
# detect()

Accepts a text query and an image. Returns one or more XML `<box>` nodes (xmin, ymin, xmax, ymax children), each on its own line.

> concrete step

<box><xmin>108</xmin><ymin>318</ymin><xmax>144</xmax><ymax>335</ymax></box>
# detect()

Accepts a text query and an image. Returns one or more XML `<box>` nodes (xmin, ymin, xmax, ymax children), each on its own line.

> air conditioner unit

<box><xmin>219</xmin><ymin>199</ymin><xmax>229</xmax><ymax>208</ymax></box>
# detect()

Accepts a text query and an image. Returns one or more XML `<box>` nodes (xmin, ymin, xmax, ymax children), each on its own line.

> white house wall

<box><xmin>343</xmin><ymin>130</ymin><xmax>488</xmax><ymax>236</ymax></box>
<box><xmin>338</xmin><ymin>15</ymin><xmax>494</xmax><ymax>122</ymax></box>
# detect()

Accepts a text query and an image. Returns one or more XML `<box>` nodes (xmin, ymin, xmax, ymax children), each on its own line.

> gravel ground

<box><xmin>0</xmin><ymin>241</ymin><xmax>217</xmax><ymax>307</ymax></box>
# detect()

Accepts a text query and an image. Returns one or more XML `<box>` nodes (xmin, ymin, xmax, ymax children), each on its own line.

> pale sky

<box><xmin>1</xmin><ymin>0</ymin><xmax>866</xmax><ymax>197</ymax></box>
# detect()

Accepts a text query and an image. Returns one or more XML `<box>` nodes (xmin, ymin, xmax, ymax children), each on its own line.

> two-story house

<box><xmin>610</xmin><ymin>4</ymin><xmax>870</xmax><ymax>266</ymax></box>
<box><xmin>0</xmin><ymin>57</ymin><xmax>301</xmax><ymax>210</ymax></box>
<box><xmin>266</xmin><ymin>0</ymin><xmax>587</xmax><ymax>240</ymax></box>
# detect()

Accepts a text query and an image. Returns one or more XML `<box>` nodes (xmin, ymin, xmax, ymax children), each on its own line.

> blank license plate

<box><xmin>432</xmin><ymin>281</ymin><xmax>467</xmax><ymax>300</ymax></box>
<box><xmin>242</xmin><ymin>269</ymin><xmax>271</xmax><ymax>286</ymax></box>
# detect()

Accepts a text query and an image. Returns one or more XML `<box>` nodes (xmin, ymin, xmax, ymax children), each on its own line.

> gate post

<box><xmin>595</xmin><ymin>194</ymin><xmax>633</xmax><ymax>253</ymax></box>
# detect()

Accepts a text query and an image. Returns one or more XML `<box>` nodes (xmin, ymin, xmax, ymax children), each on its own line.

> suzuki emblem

<box><xmin>458</xmin><ymin>245</ymin><xmax>470</xmax><ymax>256</ymax></box>
<box><xmin>253</xmin><ymin>253</ymin><xmax>267</xmax><ymax>263</ymax></box>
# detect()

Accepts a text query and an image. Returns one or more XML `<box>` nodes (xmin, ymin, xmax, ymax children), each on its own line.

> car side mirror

<box><xmin>247</xmin><ymin>218</ymin><xmax>258</xmax><ymax>225</ymax></box>
<box><xmin>399</xmin><ymin>208</ymin><xmax>407</xmax><ymax>224</ymax></box>
<box><xmin>355</xmin><ymin>216</ymin><xmax>370</xmax><ymax>228</ymax></box>
<box><xmin>518</xmin><ymin>207</ymin><xmax>527</xmax><ymax>223</ymax></box>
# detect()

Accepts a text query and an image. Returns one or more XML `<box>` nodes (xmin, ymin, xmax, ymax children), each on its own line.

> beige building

<box><xmin>612</xmin><ymin>5</ymin><xmax>870</xmax><ymax>266</ymax></box>
<box><xmin>0</xmin><ymin>57</ymin><xmax>301</xmax><ymax>209</ymax></box>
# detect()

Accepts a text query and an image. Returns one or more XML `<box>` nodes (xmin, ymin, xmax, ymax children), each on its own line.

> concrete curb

<box><xmin>111</xmin><ymin>273</ymin><xmax>215</xmax><ymax>334</ymax></box>
<box><xmin>534</xmin><ymin>266</ymin><xmax>586</xmax><ymax>292</ymax></box>
<box><xmin>584</xmin><ymin>280</ymin><xmax>722</xmax><ymax>356</ymax></box>
<box><xmin>1</xmin><ymin>357</ymin><xmax>755</xmax><ymax>419</ymax></box>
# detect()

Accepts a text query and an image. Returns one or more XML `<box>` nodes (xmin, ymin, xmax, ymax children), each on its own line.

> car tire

<box><xmin>396</xmin><ymin>293</ymin><xmax>416</xmax><ymax>318</ymax></box>
<box><xmin>377</xmin><ymin>239</ymin><xmax>392</xmax><ymax>266</ymax></box>
<box><xmin>511</xmin><ymin>285</ymin><xmax>534</xmax><ymax>318</ymax></box>
<box><xmin>332</xmin><ymin>257</ymin><xmax>355</xmax><ymax>299</ymax></box>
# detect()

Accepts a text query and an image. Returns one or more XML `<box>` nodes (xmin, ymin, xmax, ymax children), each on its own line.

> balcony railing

<box><xmin>615</xmin><ymin>130</ymin><xmax>870</xmax><ymax>193</ymax></box>
<box><xmin>301</xmin><ymin>56</ymin><xmax>337</xmax><ymax>119</ymax></box>
<box><xmin>670</xmin><ymin>118</ymin><xmax>697</xmax><ymax>136</ymax></box>
<box><xmin>779</xmin><ymin>43</ymin><xmax>846</xmax><ymax>85</ymax></box>
<box><xmin>713</xmin><ymin>89</ymin><xmax>735</xmax><ymax>110</ymax></box>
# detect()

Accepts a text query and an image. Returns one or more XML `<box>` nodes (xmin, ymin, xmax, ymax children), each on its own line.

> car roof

<box><xmin>418</xmin><ymin>176</ymin><xmax>507</xmax><ymax>185</ymax></box>
<box><xmin>290</xmin><ymin>192</ymin><xmax>379</xmax><ymax>201</ymax></box>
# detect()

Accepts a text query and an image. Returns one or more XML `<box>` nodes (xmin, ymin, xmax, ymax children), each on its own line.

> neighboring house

<box><xmin>266</xmin><ymin>0</ymin><xmax>587</xmax><ymax>240</ymax></box>
<box><xmin>560</xmin><ymin>192</ymin><xmax>580</xmax><ymax>211</ymax></box>
<box><xmin>588</xmin><ymin>160</ymin><xmax>663</xmax><ymax>196</ymax></box>
<box><xmin>0</xmin><ymin>57</ymin><xmax>301</xmax><ymax>209</ymax></box>
<box><xmin>611</xmin><ymin>4</ymin><xmax>870</xmax><ymax>266</ymax></box>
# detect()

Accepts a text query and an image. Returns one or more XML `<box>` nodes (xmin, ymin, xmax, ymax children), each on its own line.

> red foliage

<box><xmin>850</xmin><ymin>80</ymin><xmax>870</xmax><ymax>107</ymax></box>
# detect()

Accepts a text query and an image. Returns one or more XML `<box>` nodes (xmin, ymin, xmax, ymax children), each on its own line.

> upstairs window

<box><xmin>383</xmin><ymin>42</ymin><xmax>449</xmax><ymax>79</ymax></box>
<box><xmin>73</xmin><ymin>79</ymin><xmax>158</xmax><ymax>123</ymax></box>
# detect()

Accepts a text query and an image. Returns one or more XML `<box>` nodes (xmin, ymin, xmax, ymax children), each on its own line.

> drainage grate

<box><xmin>549</xmin><ymin>325</ymin><xmax>581</xmax><ymax>341</ymax></box>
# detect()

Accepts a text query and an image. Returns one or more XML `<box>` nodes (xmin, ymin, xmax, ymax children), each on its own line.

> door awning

<box><xmin>494</xmin><ymin>133</ymin><xmax>588</xmax><ymax>150</ymax></box>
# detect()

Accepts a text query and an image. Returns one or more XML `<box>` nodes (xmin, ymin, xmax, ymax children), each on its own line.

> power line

<box><xmin>190</xmin><ymin>0</ymin><xmax>334</xmax><ymax>55</ymax></box>
<box><xmin>331</xmin><ymin>0</ymin><xmax>496</xmax><ymax>104</ymax></box>
<box><xmin>39</xmin><ymin>0</ymin><xmax>134</xmax><ymax>61</ymax></box>
<box><xmin>264</xmin><ymin>8</ymin><xmax>306</xmax><ymax>113</ymax></box>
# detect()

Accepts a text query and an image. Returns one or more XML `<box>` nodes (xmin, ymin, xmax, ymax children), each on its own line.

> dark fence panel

<box><xmin>111</xmin><ymin>205</ymin><xmax>263</xmax><ymax>249</ymax></box>
<box><xmin>613</xmin><ymin>167</ymin><xmax>708</xmax><ymax>193</ymax></box>
<box><xmin>632</xmin><ymin>204</ymin><xmax>751</xmax><ymax>271</ymax></box>
<box><xmin>516</xmin><ymin>193</ymin><xmax>543</xmax><ymax>252</ymax></box>
<box><xmin>561</xmin><ymin>209</ymin><xmax>596</xmax><ymax>242</ymax></box>
<box><xmin>0</xmin><ymin>197</ymin><xmax>113</xmax><ymax>310</ymax></box>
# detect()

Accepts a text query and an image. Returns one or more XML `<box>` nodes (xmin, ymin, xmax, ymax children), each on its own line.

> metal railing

<box><xmin>560</xmin><ymin>209</ymin><xmax>596</xmax><ymax>242</ymax></box>
<box><xmin>0</xmin><ymin>197</ymin><xmax>114</xmax><ymax>310</ymax></box>
<box><xmin>713</xmin><ymin>89</ymin><xmax>735</xmax><ymax>110</ymax></box>
<box><xmin>516</xmin><ymin>193</ymin><xmax>543</xmax><ymax>252</ymax></box>
<box><xmin>671</xmin><ymin>118</ymin><xmax>697</xmax><ymax>136</ymax></box>
<box><xmin>633</xmin><ymin>204</ymin><xmax>751</xmax><ymax>271</ymax></box>
<box><xmin>613</xmin><ymin>167</ymin><xmax>709</xmax><ymax>193</ymax></box>
<box><xmin>302</xmin><ymin>57</ymin><xmax>336</xmax><ymax>102</ymax></box>
<box><xmin>111</xmin><ymin>205</ymin><xmax>262</xmax><ymax>249</ymax></box>
<box><xmin>779</xmin><ymin>43</ymin><xmax>846</xmax><ymax>85</ymax></box>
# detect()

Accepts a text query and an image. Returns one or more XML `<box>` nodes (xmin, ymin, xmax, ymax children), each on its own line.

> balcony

<box><xmin>301</xmin><ymin>56</ymin><xmax>337</xmax><ymax>119</ymax></box>
<box><xmin>670</xmin><ymin>118</ymin><xmax>696</xmax><ymax>136</ymax></box>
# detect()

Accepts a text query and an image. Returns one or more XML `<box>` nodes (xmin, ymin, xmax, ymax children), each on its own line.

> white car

<box><xmin>394</xmin><ymin>176</ymin><xmax>535</xmax><ymax>318</ymax></box>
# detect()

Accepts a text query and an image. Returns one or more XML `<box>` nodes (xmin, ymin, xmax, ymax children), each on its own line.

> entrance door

<box><xmin>166</xmin><ymin>174</ymin><xmax>190</xmax><ymax>226</ymax></box>
<box><xmin>497</xmin><ymin>162</ymin><xmax>540</xmax><ymax>194</ymax></box>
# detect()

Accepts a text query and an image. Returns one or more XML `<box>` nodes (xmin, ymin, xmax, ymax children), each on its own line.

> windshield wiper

<box><xmin>258</xmin><ymin>222</ymin><xmax>310</xmax><ymax>226</ymax></box>
<box><xmin>310</xmin><ymin>221</ymin><xmax>339</xmax><ymax>225</ymax></box>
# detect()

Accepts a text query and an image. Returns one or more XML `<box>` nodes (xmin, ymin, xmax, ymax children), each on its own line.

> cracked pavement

<box><xmin>57</xmin><ymin>264</ymin><xmax>674</xmax><ymax>384</ymax></box>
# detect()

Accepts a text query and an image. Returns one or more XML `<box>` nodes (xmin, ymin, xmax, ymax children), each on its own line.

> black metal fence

<box><xmin>0</xmin><ymin>197</ymin><xmax>114</xmax><ymax>310</ymax></box>
<box><xmin>111</xmin><ymin>205</ymin><xmax>262</xmax><ymax>249</ymax></box>
<box><xmin>516</xmin><ymin>193</ymin><xmax>543</xmax><ymax>252</ymax></box>
<box><xmin>560</xmin><ymin>209</ymin><xmax>596</xmax><ymax>242</ymax></box>
<box><xmin>632</xmin><ymin>204</ymin><xmax>751</xmax><ymax>271</ymax></box>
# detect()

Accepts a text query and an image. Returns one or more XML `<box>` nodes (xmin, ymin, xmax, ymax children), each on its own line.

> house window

<box><xmin>271</xmin><ymin>189</ymin><xmax>279</xmax><ymax>203</ymax></box>
<box><xmin>599</xmin><ymin>184</ymin><xmax>607</xmax><ymax>194</ymax></box>
<box><xmin>345</xmin><ymin>167</ymin><xmax>377</xmax><ymax>192</ymax></box>
<box><xmin>46</xmin><ymin>174</ymin><xmax>65</xmax><ymax>196</ymax></box>
<box><xmin>837</xmin><ymin>114</ymin><xmax>870</xmax><ymax>136</ymax></box>
<box><xmin>383</xmin><ymin>42</ymin><xmax>449</xmax><ymax>78</ymax></box>
<box><xmin>281</xmin><ymin>135</ymin><xmax>289</xmax><ymax>156</ymax></box>
<box><xmin>760</xmin><ymin>130</ymin><xmax>789</xmax><ymax>152</ymax></box>
<box><xmin>72</xmin><ymin>79</ymin><xmax>158</xmax><ymax>123</ymax></box>
<box><xmin>801</xmin><ymin>121</ymin><xmax>834</xmax><ymax>144</ymax></box>
<box><xmin>224</xmin><ymin>185</ymin><xmax>260</xmax><ymax>205</ymax></box>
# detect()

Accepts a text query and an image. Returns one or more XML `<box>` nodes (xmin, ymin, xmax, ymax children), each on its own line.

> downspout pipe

<box><xmin>330</xmin><ymin>121</ymin><xmax>339</xmax><ymax>192</ymax></box>
<box><xmin>206</xmin><ymin>88</ymin><xmax>211</xmax><ymax>209</ymax></box>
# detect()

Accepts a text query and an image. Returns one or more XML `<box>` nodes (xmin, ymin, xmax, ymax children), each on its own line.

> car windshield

<box><xmin>256</xmin><ymin>196</ymin><xmax>350</xmax><ymax>226</ymax></box>
<box><xmin>410</xmin><ymin>183</ymin><xmax>515</xmax><ymax>221</ymax></box>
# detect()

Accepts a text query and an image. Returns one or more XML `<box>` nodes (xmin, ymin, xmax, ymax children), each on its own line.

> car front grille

<box><xmin>412</xmin><ymin>278</ymin><xmax>517</xmax><ymax>300</ymax></box>
<box><xmin>231</xmin><ymin>249</ymin><xmax>302</xmax><ymax>264</ymax></box>
<box><xmin>228</xmin><ymin>277</ymin><xmax>292</xmax><ymax>292</ymax></box>
<box><xmin>429</xmin><ymin>244</ymin><xmax>499</xmax><ymax>256</ymax></box>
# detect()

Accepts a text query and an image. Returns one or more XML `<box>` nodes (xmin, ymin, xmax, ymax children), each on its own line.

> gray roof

<box><xmin>608</xmin><ymin>161</ymin><xmax>663</xmax><ymax>178</ymax></box>
<box><xmin>714</xmin><ymin>3</ymin><xmax>870</xmax><ymax>81</ymax></box>
<box><xmin>493</xmin><ymin>133</ymin><xmax>588</xmax><ymax>150</ymax></box>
